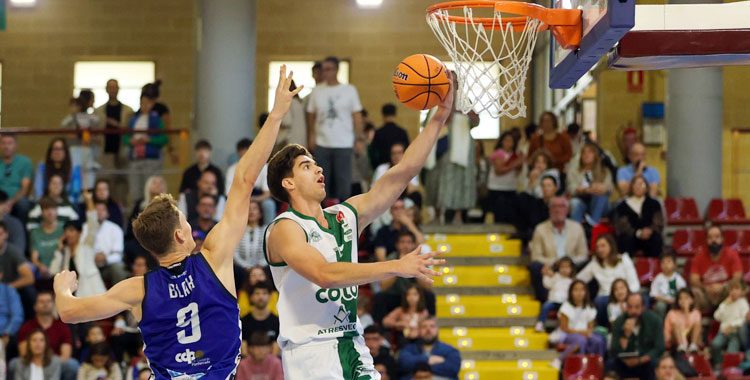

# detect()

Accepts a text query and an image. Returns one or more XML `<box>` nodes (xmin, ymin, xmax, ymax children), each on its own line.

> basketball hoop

<box><xmin>426</xmin><ymin>1</ymin><xmax>582</xmax><ymax>118</ymax></box>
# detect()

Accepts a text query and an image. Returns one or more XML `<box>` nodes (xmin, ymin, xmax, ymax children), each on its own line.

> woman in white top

<box><xmin>12</xmin><ymin>329</ymin><xmax>61</xmax><ymax>380</ymax></box>
<box><xmin>578</xmin><ymin>233</ymin><xmax>640</xmax><ymax>327</ymax></box>
<box><xmin>488</xmin><ymin>131</ymin><xmax>523</xmax><ymax>224</ymax></box>
<box><xmin>234</xmin><ymin>200</ymin><xmax>266</xmax><ymax>289</ymax></box>
<box><xmin>550</xmin><ymin>279</ymin><xmax>606</xmax><ymax>370</ymax></box>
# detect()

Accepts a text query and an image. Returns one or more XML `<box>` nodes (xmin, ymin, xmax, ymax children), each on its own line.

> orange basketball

<box><xmin>392</xmin><ymin>54</ymin><xmax>450</xmax><ymax>110</ymax></box>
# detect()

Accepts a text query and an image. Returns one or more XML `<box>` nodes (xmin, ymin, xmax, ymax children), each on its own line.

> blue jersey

<box><xmin>139</xmin><ymin>253</ymin><xmax>241</xmax><ymax>380</ymax></box>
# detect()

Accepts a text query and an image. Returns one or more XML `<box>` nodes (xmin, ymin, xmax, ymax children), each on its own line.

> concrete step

<box><xmin>435</xmin><ymin>265</ymin><xmax>530</xmax><ymax>288</ymax></box>
<box><xmin>460</xmin><ymin>350</ymin><xmax>559</xmax><ymax>361</ymax></box>
<box><xmin>433</xmin><ymin>286</ymin><xmax>533</xmax><ymax>296</ymax></box>
<box><xmin>425</xmin><ymin>233</ymin><xmax>522</xmax><ymax>257</ymax></box>
<box><xmin>438</xmin><ymin>317</ymin><xmax>538</xmax><ymax>328</ymax></box>
<box><xmin>460</xmin><ymin>360</ymin><xmax>558</xmax><ymax>380</ymax></box>
<box><xmin>440</xmin><ymin>327</ymin><xmax>549</xmax><ymax>351</ymax></box>
<box><xmin>437</xmin><ymin>295</ymin><xmax>539</xmax><ymax>318</ymax></box>
<box><xmin>421</xmin><ymin>224</ymin><xmax>516</xmax><ymax>235</ymax></box>
<box><xmin>443</xmin><ymin>256</ymin><xmax>529</xmax><ymax>266</ymax></box>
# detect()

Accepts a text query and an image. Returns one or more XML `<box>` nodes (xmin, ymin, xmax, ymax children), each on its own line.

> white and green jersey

<box><xmin>264</xmin><ymin>202</ymin><xmax>361</xmax><ymax>347</ymax></box>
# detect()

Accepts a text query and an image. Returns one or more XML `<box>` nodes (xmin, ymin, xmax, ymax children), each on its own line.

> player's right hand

<box><xmin>53</xmin><ymin>270</ymin><xmax>79</xmax><ymax>295</ymax></box>
<box><xmin>396</xmin><ymin>248</ymin><xmax>445</xmax><ymax>284</ymax></box>
<box><xmin>269</xmin><ymin>65</ymin><xmax>304</xmax><ymax>119</ymax></box>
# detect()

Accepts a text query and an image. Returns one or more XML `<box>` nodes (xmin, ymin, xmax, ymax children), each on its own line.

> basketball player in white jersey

<box><xmin>264</xmin><ymin>73</ymin><xmax>454</xmax><ymax>379</ymax></box>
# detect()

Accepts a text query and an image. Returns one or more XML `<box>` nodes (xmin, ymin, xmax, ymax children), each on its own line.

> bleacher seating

<box><xmin>666</xmin><ymin>197</ymin><xmax>703</xmax><ymax>225</ymax></box>
<box><xmin>634</xmin><ymin>257</ymin><xmax>661</xmax><ymax>286</ymax></box>
<box><xmin>562</xmin><ymin>354</ymin><xmax>604</xmax><ymax>380</ymax></box>
<box><xmin>707</xmin><ymin>198</ymin><xmax>750</xmax><ymax>225</ymax></box>
<box><xmin>673</xmin><ymin>228</ymin><xmax>707</xmax><ymax>256</ymax></box>
<box><xmin>725</xmin><ymin>229</ymin><xmax>750</xmax><ymax>256</ymax></box>
<box><xmin>686</xmin><ymin>352</ymin><xmax>714</xmax><ymax>378</ymax></box>
<box><xmin>722</xmin><ymin>352</ymin><xmax>746</xmax><ymax>378</ymax></box>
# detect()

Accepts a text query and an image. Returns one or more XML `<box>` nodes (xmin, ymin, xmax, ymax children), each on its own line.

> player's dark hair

<box><xmin>236</xmin><ymin>138</ymin><xmax>252</xmax><ymax>153</ymax></box>
<box><xmin>194</xmin><ymin>139</ymin><xmax>212</xmax><ymax>151</ymax></box>
<box><xmin>382</xmin><ymin>103</ymin><xmax>397</xmax><ymax>117</ymax></box>
<box><xmin>132</xmin><ymin>194</ymin><xmax>181</xmax><ymax>257</ymax></box>
<box><xmin>324</xmin><ymin>56</ymin><xmax>339</xmax><ymax>69</ymax></box>
<box><xmin>248</xmin><ymin>330</ymin><xmax>272</xmax><ymax>347</ymax></box>
<box><xmin>267</xmin><ymin>144</ymin><xmax>313</xmax><ymax>203</ymax></box>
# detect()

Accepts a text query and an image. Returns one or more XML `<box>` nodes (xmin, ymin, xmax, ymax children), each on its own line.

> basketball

<box><xmin>392</xmin><ymin>54</ymin><xmax>451</xmax><ymax>110</ymax></box>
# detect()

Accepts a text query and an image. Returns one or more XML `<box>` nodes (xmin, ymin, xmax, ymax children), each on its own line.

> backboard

<box><xmin>549</xmin><ymin>0</ymin><xmax>635</xmax><ymax>88</ymax></box>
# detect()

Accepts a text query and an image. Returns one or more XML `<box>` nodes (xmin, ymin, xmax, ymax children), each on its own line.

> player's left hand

<box><xmin>433</xmin><ymin>69</ymin><xmax>454</xmax><ymax>122</ymax></box>
<box><xmin>53</xmin><ymin>270</ymin><xmax>79</xmax><ymax>295</ymax></box>
<box><xmin>269</xmin><ymin>65</ymin><xmax>304</xmax><ymax>119</ymax></box>
<box><xmin>395</xmin><ymin>248</ymin><xmax>445</xmax><ymax>284</ymax></box>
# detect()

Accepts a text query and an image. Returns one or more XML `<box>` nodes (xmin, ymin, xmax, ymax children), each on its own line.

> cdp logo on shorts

<box><xmin>175</xmin><ymin>348</ymin><xmax>204</xmax><ymax>364</ymax></box>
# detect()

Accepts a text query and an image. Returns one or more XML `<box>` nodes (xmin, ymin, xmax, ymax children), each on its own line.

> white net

<box><xmin>426</xmin><ymin>6</ymin><xmax>543</xmax><ymax>119</ymax></box>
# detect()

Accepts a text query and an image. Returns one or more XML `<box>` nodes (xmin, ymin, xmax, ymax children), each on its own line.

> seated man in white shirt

<box><xmin>178</xmin><ymin>170</ymin><xmax>226</xmax><ymax>221</ymax></box>
<box><xmin>226</xmin><ymin>138</ymin><xmax>275</xmax><ymax>225</ymax></box>
<box><xmin>88</xmin><ymin>200</ymin><xmax>127</xmax><ymax>285</ymax></box>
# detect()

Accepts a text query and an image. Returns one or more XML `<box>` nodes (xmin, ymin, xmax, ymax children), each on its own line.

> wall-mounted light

<box><xmin>356</xmin><ymin>0</ymin><xmax>382</xmax><ymax>8</ymax></box>
<box><xmin>10</xmin><ymin>0</ymin><xmax>36</xmax><ymax>7</ymax></box>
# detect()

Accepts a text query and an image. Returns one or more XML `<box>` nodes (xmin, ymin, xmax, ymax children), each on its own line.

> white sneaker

<box><xmin>550</xmin><ymin>358</ymin><xmax>562</xmax><ymax>370</ymax></box>
<box><xmin>535</xmin><ymin>321</ymin><xmax>544</xmax><ymax>332</ymax></box>
<box><xmin>677</xmin><ymin>344</ymin><xmax>688</xmax><ymax>352</ymax></box>
<box><xmin>688</xmin><ymin>343</ymin><xmax>699</xmax><ymax>352</ymax></box>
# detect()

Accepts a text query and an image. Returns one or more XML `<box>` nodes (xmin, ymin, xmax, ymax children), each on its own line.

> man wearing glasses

<box><xmin>0</xmin><ymin>134</ymin><xmax>33</xmax><ymax>225</ymax></box>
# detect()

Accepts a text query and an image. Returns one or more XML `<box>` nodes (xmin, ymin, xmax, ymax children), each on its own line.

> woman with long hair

<box><xmin>78</xmin><ymin>342</ymin><xmax>122</xmax><ymax>380</ymax></box>
<box><xmin>124</xmin><ymin>175</ymin><xmax>166</xmax><ymax>267</ymax></box>
<box><xmin>76</xmin><ymin>179</ymin><xmax>123</xmax><ymax>227</ymax></box>
<box><xmin>527</xmin><ymin>111</ymin><xmax>573</xmax><ymax>172</ymax></box>
<box><xmin>614</xmin><ymin>175</ymin><xmax>664</xmax><ymax>258</ymax></box>
<box><xmin>567</xmin><ymin>142</ymin><xmax>613</xmax><ymax>223</ymax></box>
<box><xmin>34</xmin><ymin>138</ymin><xmax>82</xmax><ymax>203</ymax></box>
<box><xmin>383</xmin><ymin>284</ymin><xmax>429</xmax><ymax>347</ymax></box>
<box><xmin>11</xmin><ymin>329</ymin><xmax>61</xmax><ymax>379</ymax></box>
<box><xmin>488</xmin><ymin>131</ymin><xmax>523</xmax><ymax>224</ymax></box>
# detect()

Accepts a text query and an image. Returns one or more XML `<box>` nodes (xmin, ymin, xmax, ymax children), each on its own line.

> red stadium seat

<box><xmin>722</xmin><ymin>352</ymin><xmax>744</xmax><ymax>371</ymax></box>
<box><xmin>726</xmin><ymin>229</ymin><xmax>740</xmax><ymax>250</ymax></box>
<box><xmin>707</xmin><ymin>320</ymin><xmax>721</xmax><ymax>344</ymax></box>
<box><xmin>683</xmin><ymin>257</ymin><xmax>693</xmax><ymax>281</ymax></box>
<box><xmin>686</xmin><ymin>377</ymin><xmax>717</xmax><ymax>380</ymax></box>
<box><xmin>738</xmin><ymin>230</ymin><xmax>750</xmax><ymax>256</ymax></box>
<box><xmin>673</xmin><ymin>229</ymin><xmax>707</xmax><ymax>256</ymax></box>
<box><xmin>666</xmin><ymin>197</ymin><xmax>703</xmax><ymax>225</ymax></box>
<box><xmin>708</xmin><ymin>198</ymin><xmax>750</xmax><ymax>225</ymax></box>
<box><xmin>635</xmin><ymin>257</ymin><xmax>661</xmax><ymax>286</ymax></box>
<box><xmin>590</xmin><ymin>223</ymin><xmax>615</xmax><ymax>252</ymax></box>
<box><xmin>686</xmin><ymin>353</ymin><xmax>713</xmax><ymax>377</ymax></box>
<box><xmin>563</xmin><ymin>354</ymin><xmax>604</xmax><ymax>380</ymax></box>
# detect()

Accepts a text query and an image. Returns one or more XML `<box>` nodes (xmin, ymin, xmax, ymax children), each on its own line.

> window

<box><xmin>267</xmin><ymin>61</ymin><xmax>350</xmax><ymax>111</ymax></box>
<box><xmin>419</xmin><ymin>61</ymin><xmax>501</xmax><ymax>140</ymax></box>
<box><xmin>73</xmin><ymin>61</ymin><xmax>156</xmax><ymax>111</ymax></box>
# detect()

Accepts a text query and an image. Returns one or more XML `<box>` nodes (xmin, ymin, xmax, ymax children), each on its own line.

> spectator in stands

<box><xmin>711</xmin><ymin>279</ymin><xmax>749</xmax><ymax>370</ymax></box>
<box><xmin>517</xmin><ymin>123</ymin><xmax>538</xmax><ymax>157</ymax></box>
<box><xmin>528</xmin><ymin>197</ymin><xmax>588</xmax><ymax>302</ymax></box>
<box><xmin>608</xmin><ymin>293</ymin><xmax>664</xmax><ymax>380</ymax></box>
<box><xmin>236</xmin><ymin>331</ymin><xmax>283</xmax><ymax>380</ymax></box>
<box><xmin>374</xmin><ymin>199</ymin><xmax>425</xmax><ymax>262</ymax></box>
<box><xmin>527</xmin><ymin>112</ymin><xmax>573</xmax><ymax>172</ymax></box>
<box><xmin>109</xmin><ymin>259</ymin><xmax>144</xmax><ymax>362</ymax></box>
<box><xmin>654</xmin><ymin>355</ymin><xmax>679</xmax><ymax>380</ymax></box>
<box><xmin>233</xmin><ymin>200</ymin><xmax>265</xmax><ymax>289</ymax></box>
<box><xmin>306</xmin><ymin>56</ymin><xmax>363</xmax><ymax>202</ymax></box>
<box><xmin>123</xmin><ymin>349</ymin><xmax>149</xmax><ymax>380</ymax></box>
<box><xmin>142</xmin><ymin>80</ymin><xmax>177</xmax><ymax>164</ymax></box>
<box><xmin>186</xmin><ymin>194</ymin><xmax>218</xmax><ymax>241</ymax></box>
<box><xmin>372</xmin><ymin>143</ymin><xmax>422</xmax><ymax>207</ymax></box>
<box><xmin>371</xmin><ymin>103</ymin><xmax>409</xmax><ymax>169</ymax></box>
<box><xmin>488</xmin><ymin>131</ymin><xmax>522</xmax><ymax>225</ymax></box>
<box><xmin>398</xmin><ymin>316</ymin><xmax>461</xmax><ymax>380</ymax></box>
<box><xmin>473</xmin><ymin>140</ymin><xmax>490</xmax><ymax>224</ymax></box>
<box><xmin>613</xmin><ymin>175</ymin><xmax>664</xmax><ymax>258</ymax></box>
<box><xmin>16</xmin><ymin>292</ymin><xmax>78</xmax><ymax>380</ymax></box>
<box><xmin>49</xmin><ymin>193</ymin><xmax>107</xmax><ymax>298</ymax></box>
<box><xmin>11</xmin><ymin>329</ymin><xmax>61</xmax><ymax>380</ymax></box>
<box><xmin>241</xmin><ymin>282</ymin><xmax>280</xmax><ymax>355</ymax></box>
<box><xmin>567</xmin><ymin>142</ymin><xmax>613</xmax><ymax>224</ymax></box>
<box><xmin>374</xmin><ymin>359</ymin><xmax>391</xmax><ymax>380</ymax></box>
<box><xmin>34</xmin><ymin>138</ymin><xmax>82</xmax><ymax>205</ymax></box>
<box><xmin>225</xmin><ymin>138</ymin><xmax>275</xmax><ymax>225</ymax></box>
<box><xmin>0</xmin><ymin>191</ymin><xmax>26</xmax><ymax>253</ymax></box>
<box><xmin>384</xmin><ymin>284</ymin><xmax>430</xmax><ymax>346</ymax></box>
<box><xmin>124</xmin><ymin>175</ymin><xmax>165</xmax><ymax>268</ymax></box>
<box><xmin>90</xmin><ymin>199</ymin><xmax>127</xmax><ymax>284</ymax></box>
<box><xmin>124</xmin><ymin>87</ymin><xmax>168</xmax><ymax>206</ymax></box>
<box><xmin>412</xmin><ymin>363</ymin><xmax>434</xmax><ymax>380</ymax></box>
<box><xmin>364</xmin><ymin>325</ymin><xmax>397</xmax><ymax>380</ymax></box>
<box><xmin>608</xmin><ymin>279</ymin><xmax>630</xmax><ymax>325</ymax></box>
<box><xmin>550</xmin><ymin>279</ymin><xmax>606</xmax><ymax>370</ymax></box>
<box><xmin>27</xmin><ymin>174</ymin><xmax>80</xmax><ymax>230</ymax></box>
<box><xmin>578</xmin><ymin>234</ymin><xmax>640</xmax><ymax>327</ymax></box>
<box><xmin>180</xmin><ymin>139</ymin><xmax>225</xmax><ymax>194</ymax></box>
<box><xmin>238</xmin><ymin>266</ymin><xmax>278</xmax><ymax>318</ymax></box>
<box><xmin>690</xmin><ymin>225</ymin><xmax>743</xmax><ymax>311</ymax></box>
<box><xmin>0</xmin><ymin>220</ymin><xmax>35</xmax><ymax>318</ymax></box>
<box><xmin>664</xmin><ymin>288</ymin><xmax>701</xmax><ymax>352</ymax></box>
<box><xmin>616</xmin><ymin>142</ymin><xmax>660</xmax><ymax>197</ymax></box>
<box><xmin>61</xmin><ymin>91</ymin><xmax>100</xmax><ymax>190</ymax></box>
<box><xmin>0</xmin><ymin>270</ymin><xmax>23</xmax><ymax>349</ymax></box>
<box><xmin>94</xmin><ymin>79</ymin><xmax>134</xmax><ymax>204</ymax></box>
<box><xmin>535</xmin><ymin>257</ymin><xmax>574</xmax><ymax>332</ymax></box>
<box><xmin>0</xmin><ymin>338</ymin><xmax>5</xmax><ymax>380</ymax></box>
<box><xmin>520</xmin><ymin>149</ymin><xmax>560</xmax><ymax>199</ymax></box>
<box><xmin>30</xmin><ymin>198</ymin><xmax>64</xmax><ymax>279</ymax></box>
<box><xmin>650</xmin><ymin>253</ymin><xmax>686</xmax><ymax>318</ymax></box>
<box><xmin>178</xmin><ymin>170</ymin><xmax>226</xmax><ymax>221</ymax></box>
<box><xmin>566</xmin><ymin>123</ymin><xmax>585</xmax><ymax>156</ymax></box>
<box><xmin>278</xmin><ymin>80</ymin><xmax>307</xmax><ymax>149</ymax></box>
<box><xmin>358</xmin><ymin>295</ymin><xmax>375</xmax><ymax>329</ymax></box>
<box><xmin>77</xmin><ymin>324</ymin><xmax>105</xmax><ymax>363</ymax></box>
<box><xmin>0</xmin><ymin>133</ymin><xmax>34</xmax><ymax>224</ymax></box>
<box><xmin>351</xmin><ymin>122</ymin><xmax>374</xmax><ymax>196</ymax></box>
<box><xmin>78</xmin><ymin>342</ymin><xmax>121</xmax><ymax>380</ymax></box>
<box><xmin>77</xmin><ymin>179</ymin><xmax>123</xmax><ymax>227</ymax></box>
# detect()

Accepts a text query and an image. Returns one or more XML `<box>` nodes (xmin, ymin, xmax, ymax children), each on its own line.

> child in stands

<box><xmin>608</xmin><ymin>278</ymin><xmax>630</xmax><ymax>325</ymax></box>
<box><xmin>536</xmin><ymin>257</ymin><xmax>575</xmax><ymax>332</ymax></box>
<box><xmin>650</xmin><ymin>253</ymin><xmax>686</xmax><ymax>318</ymax></box>
<box><xmin>664</xmin><ymin>288</ymin><xmax>702</xmax><ymax>352</ymax></box>
<box><xmin>711</xmin><ymin>279</ymin><xmax>750</xmax><ymax>370</ymax></box>
<box><xmin>550</xmin><ymin>279</ymin><xmax>606</xmax><ymax>370</ymax></box>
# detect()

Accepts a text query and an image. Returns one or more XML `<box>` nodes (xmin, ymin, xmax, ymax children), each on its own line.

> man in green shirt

<box><xmin>0</xmin><ymin>134</ymin><xmax>33</xmax><ymax>224</ymax></box>
<box><xmin>608</xmin><ymin>293</ymin><xmax>664</xmax><ymax>380</ymax></box>
<box><xmin>30</xmin><ymin>198</ymin><xmax>64</xmax><ymax>278</ymax></box>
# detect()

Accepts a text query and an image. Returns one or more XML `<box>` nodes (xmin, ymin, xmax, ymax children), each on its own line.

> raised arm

<box><xmin>346</xmin><ymin>73</ymin><xmax>453</xmax><ymax>231</ymax></box>
<box><xmin>268</xmin><ymin>219</ymin><xmax>443</xmax><ymax>289</ymax></box>
<box><xmin>202</xmin><ymin>66</ymin><xmax>302</xmax><ymax>269</ymax></box>
<box><xmin>53</xmin><ymin>271</ymin><xmax>143</xmax><ymax>324</ymax></box>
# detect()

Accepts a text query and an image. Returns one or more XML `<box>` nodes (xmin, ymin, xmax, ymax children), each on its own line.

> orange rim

<box><xmin>427</xmin><ymin>0</ymin><xmax>582</xmax><ymax>49</ymax></box>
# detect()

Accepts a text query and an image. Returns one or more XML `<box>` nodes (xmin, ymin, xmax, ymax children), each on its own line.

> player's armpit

<box><xmin>57</xmin><ymin>277</ymin><xmax>144</xmax><ymax>324</ymax></box>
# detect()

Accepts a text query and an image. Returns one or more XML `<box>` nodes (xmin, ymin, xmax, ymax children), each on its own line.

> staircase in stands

<box><xmin>423</xmin><ymin>225</ymin><xmax>559</xmax><ymax>380</ymax></box>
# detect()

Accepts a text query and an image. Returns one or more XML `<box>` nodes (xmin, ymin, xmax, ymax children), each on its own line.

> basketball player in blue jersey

<box><xmin>52</xmin><ymin>66</ymin><xmax>302</xmax><ymax>380</ymax></box>
<box><xmin>263</xmin><ymin>72</ymin><xmax>454</xmax><ymax>379</ymax></box>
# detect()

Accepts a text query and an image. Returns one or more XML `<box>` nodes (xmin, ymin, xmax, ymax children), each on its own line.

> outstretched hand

<box><xmin>395</xmin><ymin>248</ymin><xmax>445</xmax><ymax>284</ymax></box>
<box><xmin>54</xmin><ymin>270</ymin><xmax>79</xmax><ymax>295</ymax></box>
<box><xmin>434</xmin><ymin>69</ymin><xmax>454</xmax><ymax>121</ymax></box>
<box><xmin>270</xmin><ymin>65</ymin><xmax>304</xmax><ymax>118</ymax></box>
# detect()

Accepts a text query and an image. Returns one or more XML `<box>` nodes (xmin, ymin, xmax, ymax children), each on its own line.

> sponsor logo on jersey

<box><xmin>175</xmin><ymin>348</ymin><xmax>210</xmax><ymax>367</ymax></box>
<box><xmin>310</xmin><ymin>230</ymin><xmax>322</xmax><ymax>243</ymax></box>
<box><xmin>315</xmin><ymin>285</ymin><xmax>358</xmax><ymax>304</ymax></box>
<box><xmin>317</xmin><ymin>306</ymin><xmax>358</xmax><ymax>335</ymax></box>
<box><xmin>337</xmin><ymin>211</ymin><xmax>345</xmax><ymax>223</ymax></box>
<box><xmin>334</xmin><ymin>244</ymin><xmax>345</xmax><ymax>259</ymax></box>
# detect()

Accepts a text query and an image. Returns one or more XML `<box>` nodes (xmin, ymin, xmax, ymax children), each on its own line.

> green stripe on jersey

<box><xmin>337</xmin><ymin>337</ymin><xmax>372</xmax><ymax>380</ymax></box>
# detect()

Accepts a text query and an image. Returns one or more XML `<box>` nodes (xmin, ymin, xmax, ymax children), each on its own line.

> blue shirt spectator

<box><xmin>398</xmin><ymin>317</ymin><xmax>461</xmax><ymax>380</ymax></box>
<box><xmin>0</xmin><ymin>134</ymin><xmax>34</xmax><ymax>223</ymax></box>
<box><xmin>33</xmin><ymin>138</ymin><xmax>83</xmax><ymax>204</ymax></box>
<box><xmin>616</xmin><ymin>142</ymin><xmax>660</xmax><ymax>197</ymax></box>
<box><xmin>0</xmin><ymin>273</ymin><xmax>24</xmax><ymax>337</ymax></box>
